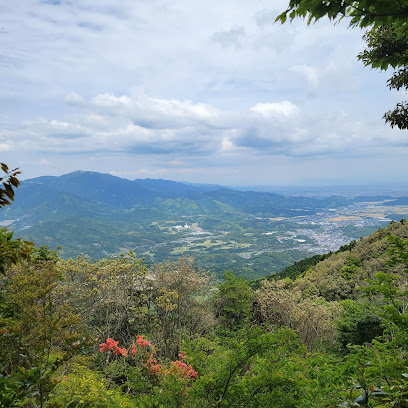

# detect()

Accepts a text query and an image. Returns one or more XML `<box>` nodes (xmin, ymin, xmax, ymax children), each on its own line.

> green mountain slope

<box><xmin>287</xmin><ymin>220</ymin><xmax>408</xmax><ymax>300</ymax></box>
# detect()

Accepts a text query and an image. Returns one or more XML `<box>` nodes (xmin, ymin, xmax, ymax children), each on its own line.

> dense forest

<box><xmin>1</xmin><ymin>212</ymin><xmax>408</xmax><ymax>407</ymax></box>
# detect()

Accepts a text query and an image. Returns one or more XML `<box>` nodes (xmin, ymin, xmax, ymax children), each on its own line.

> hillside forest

<box><xmin>2</xmin><ymin>173</ymin><xmax>408</xmax><ymax>408</ymax></box>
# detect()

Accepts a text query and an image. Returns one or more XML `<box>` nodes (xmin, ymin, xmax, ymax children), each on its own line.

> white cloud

<box><xmin>0</xmin><ymin>0</ymin><xmax>406</xmax><ymax>185</ymax></box>
<box><xmin>89</xmin><ymin>93</ymin><xmax>220</xmax><ymax>128</ymax></box>
<box><xmin>0</xmin><ymin>142</ymin><xmax>12</xmax><ymax>152</ymax></box>
<box><xmin>220</xmin><ymin>137</ymin><xmax>235</xmax><ymax>152</ymax></box>
<box><xmin>250</xmin><ymin>101</ymin><xmax>299</xmax><ymax>118</ymax></box>
<box><xmin>4</xmin><ymin>90</ymin><xmax>405</xmax><ymax>165</ymax></box>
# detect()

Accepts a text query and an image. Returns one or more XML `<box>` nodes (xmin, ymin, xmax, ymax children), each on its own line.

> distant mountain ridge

<box><xmin>1</xmin><ymin>170</ymin><xmax>403</xmax><ymax>277</ymax></box>
<box><xmin>14</xmin><ymin>170</ymin><xmax>351</xmax><ymax>215</ymax></box>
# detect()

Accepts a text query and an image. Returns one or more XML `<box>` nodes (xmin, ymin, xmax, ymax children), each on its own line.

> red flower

<box><xmin>170</xmin><ymin>360</ymin><xmax>198</xmax><ymax>380</ymax></box>
<box><xmin>114</xmin><ymin>347</ymin><xmax>128</xmax><ymax>357</ymax></box>
<box><xmin>136</xmin><ymin>334</ymin><xmax>151</xmax><ymax>347</ymax></box>
<box><xmin>146</xmin><ymin>353</ymin><xmax>162</xmax><ymax>375</ymax></box>
<box><xmin>99</xmin><ymin>343</ymin><xmax>109</xmax><ymax>352</ymax></box>
<box><xmin>99</xmin><ymin>338</ymin><xmax>127</xmax><ymax>357</ymax></box>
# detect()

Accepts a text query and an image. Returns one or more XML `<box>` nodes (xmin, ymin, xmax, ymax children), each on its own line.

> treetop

<box><xmin>276</xmin><ymin>0</ymin><xmax>408</xmax><ymax>35</ymax></box>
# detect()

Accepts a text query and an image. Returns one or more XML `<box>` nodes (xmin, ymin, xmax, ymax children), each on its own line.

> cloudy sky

<box><xmin>1</xmin><ymin>0</ymin><xmax>407</xmax><ymax>187</ymax></box>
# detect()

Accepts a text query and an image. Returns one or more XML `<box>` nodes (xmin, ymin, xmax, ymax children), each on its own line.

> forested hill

<box><xmin>269</xmin><ymin>239</ymin><xmax>360</xmax><ymax>282</ymax></box>
<box><xmin>270</xmin><ymin>219</ymin><xmax>408</xmax><ymax>300</ymax></box>
<box><xmin>6</xmin><ymin>170</ymin><xmax>351</xmax><ymax>217</ymax></box>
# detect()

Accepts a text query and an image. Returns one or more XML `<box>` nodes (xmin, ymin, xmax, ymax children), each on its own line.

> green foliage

<box><xmin>270</xmin><ymin>253</ymin><xmax>330</xmax><ymax>281</ymax></box>
<box><xmin>47</xmin><ymin>365</ymin><xmax>138</xmax><ymax>408</ymax></box>
<box><xmin>360</xmin><ymin>236</ymin><xmax>408</xmax><ymax>347</ymax></box>
<box><xmin>379</xmin><ymin>373</ymin><xmax>408</xmax><ymax>407</ymax></box>
<box><xmin>340</xmin><ymin>256</ymin><xmax>362</xmax><ymax>281</ymax></box>
<box><xmin>337</xmin><ymin>300</ymin><xmax>384</xmax><ymax>347</ymax></box>
<box><xmin>0</xmin><ymin>341</ymin><xmax>89</xmax><ymax>408</ymax></box>
<box><xmin>0</xmin><ymin>260</ymin><xmax>81</xmax><ymax>365</ymax></box>
<box><xmin>257</xmin><ymin>240</ymin><xmax>357</xmax><ymax>285</ymax></box>
<box><xmin>146</xmin><ymin>256</ymin><xmax>215</xmax><ymax>359</ymax></box>
<box><xmin>0</xmin><ymin>365</ymin><xmax>43</xmax><ymax>408</ymax></box>
<box><xmin>276</xmin><ymin>0</ymin><xmax>408</xmax><ymax>32</ymax></box>
<box><xmin>358</xmin><ymin>27</ymin><xmax>408</xmax><ymax>72</ymax></box>
<box><xmin>387</xmin><ymin>235</ymin><xmax>408</xmax><ymax>271</ymax></box>
<box><xmin>214</xmin><ymin>271</ymin><xmax>254</xmax><ymax>331</ymax></box>
<box><xmin>0</xmin><ymin>228</ymin><xmax>33</xmax><ymax>275</ymax></box>
<box><xmin>384</xmin><ymin>101</ymin><xmax>408</xmax><ymax>130</ymax></box>
<box><xmin>0</xmin><ymin>163</ymin><xmax>20</xmax><ymax>209</ymax></box>
<box><xmin>358</xmin><ymin>26</ymin><xmax>408</xmax><ymax>129</ymax></box>
<box><xmin>255</xmin><ymin>279</ymin><xmax>341</xmax><ymax>351</ymax></box>
<box><xmin>189</xmin><ymin>326</ymin><xmax>307</xmax><ymax>408</ymax></box>
<box><xmin>337</xmin><ymin>340</ymin><xmax>408</xmax><ymax>407</ymax></box>
<box><xmin>0</xmin><ymin>253</ymin><xmax>87</xmax><ymax>408</ymax></box>
<box><xmin>59</xmin><ymin>252</ymin><xmax>148</xmax><ymax>345</ymax></box>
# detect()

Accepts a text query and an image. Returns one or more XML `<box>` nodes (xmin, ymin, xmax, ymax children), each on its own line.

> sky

<box><xmin>1</xmin><ymin>0</ymin><xmax>407</xmax><ymax>187</ymax></box>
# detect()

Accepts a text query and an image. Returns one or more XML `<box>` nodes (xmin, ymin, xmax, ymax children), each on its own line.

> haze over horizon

<box><xmin>19</xmin><ymin>170</ymin><xmax>408</xmax><ymax>196</ymax></box>
<box><xmin>1</xmin><ymin>0</ymin><xmax>407</xmax><ymax>186</ymax></box>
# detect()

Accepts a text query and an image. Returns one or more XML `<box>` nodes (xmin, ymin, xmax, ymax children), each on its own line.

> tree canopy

<box><xmin>277</xmin><ymin>0</ymin><xmax>408</xmax><ymax>129</ymax></box>
<box><xmin>276</xmin><ymin>0</ymin><xmax>408</xmax><ymax>31</ymax></box>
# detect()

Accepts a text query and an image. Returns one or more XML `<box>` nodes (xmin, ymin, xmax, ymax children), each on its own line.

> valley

<box><xmin>1</xmin><ymin>171</ymin><xmax>408</xmax><ymax>279</ymax></box>
<box><xmin>128</xmin><ymin>199</ymin><xmax>408</xmax><ymax>277</ymax></box>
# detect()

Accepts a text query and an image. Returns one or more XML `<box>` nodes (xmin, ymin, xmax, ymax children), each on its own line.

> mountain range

<box><xmin>1</xmin><ymin>171</ymin><xmax>406</xmax><ymax>278</ymax></box>
<box><xmin>2</xmin><ymin>170</ymin><xmax>353</xmax><ymax>220</ymax></box>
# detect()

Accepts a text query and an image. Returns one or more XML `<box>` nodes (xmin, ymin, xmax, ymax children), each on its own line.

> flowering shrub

<box><xmin>146</xmin><ymin>353</ymin><xmax>163</xmax><ymax>375</ymax></box>
<box><xmin>129</xmin><ymin>334</ymin><xmax>152</xmax><ymax>357</ymax></box>
<box><xmin>169</xmin><ymin>353</ymin><xmax>198</xmax><ymax>381</ymax></box>
<box><xmin>98</xmin><ymin>336</ymin><xmax>198</xmax><ymax>395</ymax></box>
<box><xmin>99</xmin><ymin>338</ymin><xmax>128</xmax><ymax>357</ymax></box>
<box><xmin>136</xmin><ymin>334</ymin><xmax>151</xmax><ymax>348</ymax></box>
